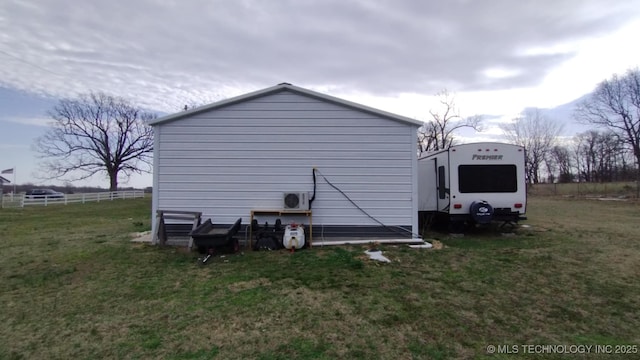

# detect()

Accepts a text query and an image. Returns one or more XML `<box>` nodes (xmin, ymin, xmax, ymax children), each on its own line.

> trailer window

<box><xmin>458</xmin><ymin>165</ymin><xmax>518</xmax><ymax>193</ymax></box>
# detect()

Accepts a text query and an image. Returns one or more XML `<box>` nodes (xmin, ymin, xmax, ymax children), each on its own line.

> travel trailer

<box><xmin>418</xmin><ymin>142</ymin><xmax>527</xmax><ymax>231</ymax></box>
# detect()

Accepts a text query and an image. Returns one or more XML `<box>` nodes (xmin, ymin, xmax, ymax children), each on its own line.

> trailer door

<box><xmin>418</xmin><ymin>158</ymin><xmax>438</xmax><ymax>211</ymax></box>
<box><xmin>437</xmin><ymin>163</ymin><xmax>449</xmax><ymax>212</ymax></box>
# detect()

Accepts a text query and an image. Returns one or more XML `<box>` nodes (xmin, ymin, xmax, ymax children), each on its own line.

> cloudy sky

<box><xmin>1</xmin><ymin>0</ymin><xmax>639</xmax><ymax>188</ymax></box>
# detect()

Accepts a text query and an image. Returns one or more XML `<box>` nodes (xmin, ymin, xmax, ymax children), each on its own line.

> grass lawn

<box><xmin>1</xmin><ymin>196</ymin><xmax>639</xmax><ymax>359</ymax></box>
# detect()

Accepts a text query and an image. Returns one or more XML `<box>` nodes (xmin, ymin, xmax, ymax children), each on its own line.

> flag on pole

<box><xmin>1</xmin><ymin>168</ymin><xmax>13</xmax><ymax>174</ymax></box>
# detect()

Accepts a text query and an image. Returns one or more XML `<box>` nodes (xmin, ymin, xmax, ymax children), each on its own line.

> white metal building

<box><xmin>149</xmin><ymin>83</ymin><xmax>422</xmax><ymax>242</ymax></box>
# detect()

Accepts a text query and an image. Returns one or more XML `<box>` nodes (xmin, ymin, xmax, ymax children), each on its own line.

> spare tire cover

<box><xmin>470</xmin><ymin>201</ymin><xmax>493</xmax><ymax>224</ymax></box>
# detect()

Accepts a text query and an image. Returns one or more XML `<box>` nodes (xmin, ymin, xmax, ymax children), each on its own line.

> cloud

<box><xmin>2</xmin><ymin>117</ymin><xmax>52</xmax><ymax>127</ymax></box>
<box><xmin>0</xmin><ymin>0</ymin><xmax>639</xmax><ymax>115</ymax></box>
<box><xmin>0</xmin><ymin>143</ymin><xmax>29</xmax><ymax>150</ymax></box>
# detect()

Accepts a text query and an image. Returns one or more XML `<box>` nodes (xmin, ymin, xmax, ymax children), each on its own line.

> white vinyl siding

<box><xmin>154</xmin><ymin>90</ymin><xmax>417</xmax><ymax>229</ymax></box>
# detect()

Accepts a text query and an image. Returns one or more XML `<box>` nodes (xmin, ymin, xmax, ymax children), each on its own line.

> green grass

<box><xmin>529</xmin><ymin>181</ymin><xmax>639</xmax><ymax>197</ymax></box>
<box><xmin>1</xmin><ymin>196</ymin><xmax>639</xmax><ymax>359</ymax></box>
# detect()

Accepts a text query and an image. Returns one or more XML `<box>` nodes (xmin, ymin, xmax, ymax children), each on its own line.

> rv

<box><xmin>418</xmin><ymin>142</ymin><xmax>527</xmax><ymax>231</ymax></box>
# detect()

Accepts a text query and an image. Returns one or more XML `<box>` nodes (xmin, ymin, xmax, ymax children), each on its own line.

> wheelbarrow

<box><xmin>190</xmin><ymin>218</ymin><xmax>242</xmax><ymax>264</ymax></box>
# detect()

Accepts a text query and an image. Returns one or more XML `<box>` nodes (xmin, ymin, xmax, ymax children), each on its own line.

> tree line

<box><xmin>520</xmin><ymin>68</ymin><xmax>640</xmax><ymax>185</ymax></box>
<box><xmin>418</xmin><ymin>67</ymin><xmax>640</xmax><ymax>189</ymax></box>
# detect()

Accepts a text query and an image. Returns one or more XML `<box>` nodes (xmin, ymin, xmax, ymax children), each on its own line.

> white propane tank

<box><xmin>283</xmin><ymin>223</ymin><xmax>305</xmax><ymax>250</ymax></box>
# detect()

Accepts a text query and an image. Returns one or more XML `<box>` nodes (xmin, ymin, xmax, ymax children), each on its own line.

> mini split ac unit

<box><xmin>283</xmin><ymin>192</ymin><xmax>309</xmax><ymax>210</ymax></box>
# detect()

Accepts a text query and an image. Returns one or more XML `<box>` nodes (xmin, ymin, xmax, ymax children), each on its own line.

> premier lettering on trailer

<box><xmin>472</xmin><ymin>154</ymin><xmax>503</xmax><ymax>160</ymax></box>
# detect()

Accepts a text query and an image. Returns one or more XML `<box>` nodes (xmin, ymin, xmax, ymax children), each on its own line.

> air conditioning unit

<box><xmin>283</xmin><ymin>192</ymin><xmax>309</xmax><ymax>210</ymax></box>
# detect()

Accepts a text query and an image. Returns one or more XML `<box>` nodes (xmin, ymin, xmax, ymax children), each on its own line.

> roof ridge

<box><xmin>148</xmin><ymin>83</ymin><xmax>422</xmax><ymax>127</ymax></box>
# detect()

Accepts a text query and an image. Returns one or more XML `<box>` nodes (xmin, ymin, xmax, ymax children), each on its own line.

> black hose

<box><xmin>309</xmin><ymin>168</ymin><xmax>317</xmax><ymax>209</ymax></box>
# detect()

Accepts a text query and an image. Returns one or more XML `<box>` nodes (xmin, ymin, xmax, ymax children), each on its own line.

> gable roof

<box><xmin>149</xmin><ymin>83</ymin><xmax>423</xmax><ymax>127</ymax></box>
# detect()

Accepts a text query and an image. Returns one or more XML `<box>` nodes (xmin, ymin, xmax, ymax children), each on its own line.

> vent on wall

<box><xmin>283</xmin><ymin>192</ymin><xmax>309</xmax><ymax>210</ymax></box>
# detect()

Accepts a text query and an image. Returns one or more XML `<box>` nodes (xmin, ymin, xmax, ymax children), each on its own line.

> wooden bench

<box><xmin>153</xmin><ymin>210</ymin><xmax>202</xmax><ymax>249</ymax></box>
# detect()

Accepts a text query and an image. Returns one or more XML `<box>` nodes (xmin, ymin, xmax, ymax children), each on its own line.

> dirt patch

<box><xmin>130</xmin><ymin>231</ymin><xmax>152</xmax><ymax>243</ymax></box>
<box><xmin>431</xmin><ymin>240</ymin><xmax>445</xmax><ymax>250</ymax></box>
<box><xmin>227</xmin><ymin>278</ymin><xmax>272</xmax><ymax>293</ymax></box>
<box><xmin>519</xmin><ymin>224</ymin><xmax>549</xmax><ymax>232</ymax></box>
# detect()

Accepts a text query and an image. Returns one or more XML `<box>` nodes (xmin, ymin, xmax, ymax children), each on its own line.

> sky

<box><xmin>1</xmin><ymin>0</ymin><xmax>639</xmax><ymax>189</ymax></box>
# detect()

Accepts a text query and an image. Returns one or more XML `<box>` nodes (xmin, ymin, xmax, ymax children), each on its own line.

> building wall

<box><xmin>153</xmin><ymin>90</ymin><xmax>418</xmax><ymax>237</ymax></box>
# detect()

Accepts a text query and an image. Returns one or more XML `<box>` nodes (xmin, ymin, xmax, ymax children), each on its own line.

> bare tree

<box><xmin>500</xmin><ymin>108</ymin><xmax>563</xmax><ymax>184</ymax></box>
<box><xmin>575</xmin><ymin>130</ymin><xmax>600</xmax><ymax>182</ymax></box>
<box><xmin>573</xmin><ymin>130</ymin><xmax>632</xmax><ymax>182</ymax></box>
<box><xmin>417</xmin><ymin>89</ymin><xmax>482</xmax><ymax>153</ymax></box>
<box><xmin>549</xmin><ymin>145</ymin><xmax>573</xmax><ymax>183</ymax></box>
<box><xmin>34</xmin><ymin>92</ymin><xmax>156</xmax><ymax>191</ymax></box>
<box><xmin>574</xmin><ymin>68</ymin><xmax>640</xmax><ymax>193</ymax></box>
<box><xmin>417</xmin><ymin>121</ymin><xmax>438</xmax><ymax>153</ymax></box>
<box><xmin>181</xmin><ymin>93</ymin><xmax>222</xmax><ymax>111</ymax></box>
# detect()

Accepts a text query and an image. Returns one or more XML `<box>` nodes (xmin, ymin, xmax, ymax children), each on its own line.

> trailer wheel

<box><xmin>470</xmin><ymin>201</ymin><xmax>493</xmax><ymax>224</ymax></box>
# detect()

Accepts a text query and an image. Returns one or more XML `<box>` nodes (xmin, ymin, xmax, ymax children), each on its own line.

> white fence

<box><xmin>1</xmin><ymin>190</ymin><xmax>145</xmax><ymax>208</ymax></box>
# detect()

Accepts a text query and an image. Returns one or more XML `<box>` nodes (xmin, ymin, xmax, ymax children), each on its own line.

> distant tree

<box><xmin>549</xmin><ymin>145</ymin><xmax>573</xmax><ymax>183</ymax></box>
<box><xmin>417</xmin><ymin>89</ymin><xmax>482</xmax><ymax>153</ymax></box>
<box><xmin>34</xmin><ymin>92</ymin><xmax>156</xmax><ymax>191</ymax></box>
<box><xmin>181</xmin><ymin>93</ymin><xmax>222</xmax><ymax>111</ymax></box>
<box><xmin>595</xmin><ymin>131</ymin><xmax>627</xmax><ymax>182</ymax></box>
<box><xmin>573</xmin><ymin>130</ymin><xmax>631</xmax><ymax>182</ymax></box>
<box><xmin>574</xmin><ymin>68</ymin><xmax>640</xmax><ymax>192</ymax></box>
<box><xmin>500</xmin><ymin>108</ymin><xmax>563</xmax><ymax>184</ymax></box>
<box><xmin>573</xmin><ymin>131</ymin><xmax>597</xmax><ymax>182</ymax></box>
<box><xmin>417</xmin><ymin>121</ymin><xmax>439</xmax><ymax>153</ymax></box>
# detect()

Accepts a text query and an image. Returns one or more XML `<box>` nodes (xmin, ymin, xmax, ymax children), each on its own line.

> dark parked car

<box><xmin>24</xmin><ymin>189</ymin><xmax>65</xmax><ymax>199</ymax></box>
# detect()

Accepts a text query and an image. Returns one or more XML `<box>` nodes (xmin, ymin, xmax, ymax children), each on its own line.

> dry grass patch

<box><xmin>227</xmin><ymin>277</ymin><xmax>272</xmax><ymax>292</ymax></box>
